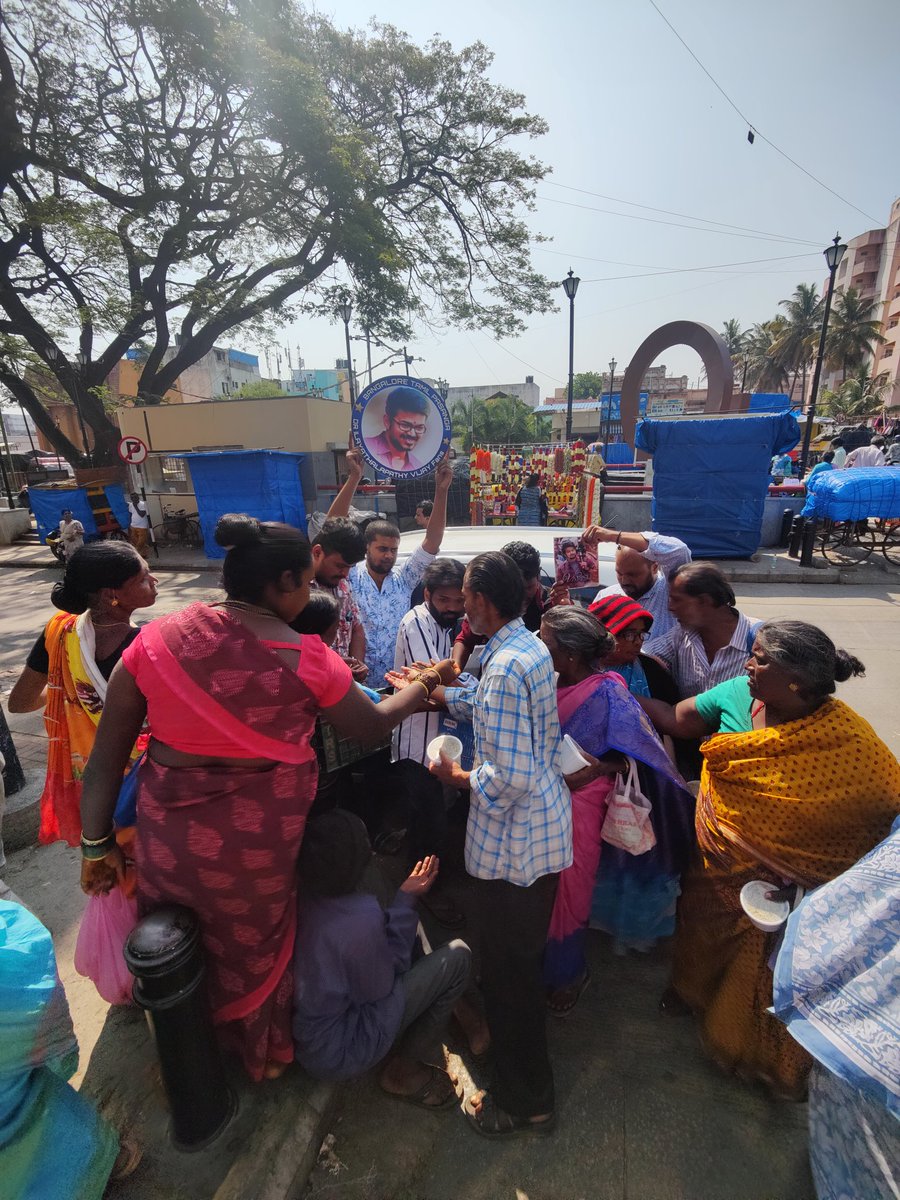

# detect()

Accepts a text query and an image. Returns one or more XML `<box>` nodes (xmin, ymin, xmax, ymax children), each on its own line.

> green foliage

<box><xmin>0</xmin><ymin>0</ymin><xmax>554</xmax><ymax>462</ymax></box>
<box><xmin>825</xmin><ymin>288</ymin><xmax>885</xmax><ymax>381</ymax></box>
<box><xmin>450</xmin><ymin>393</ymin><xmax>550</xmax><ymax>452</ymax></box>
<box><xmin>819</xmin><ymin>366</ymin><xmax>889</xmax><ymax>422</ymax></box>
<box><xmin>572</xmin><ymin>371</ymin><xmax>606</xmax><ymax>400</ymax></box>
<box><xmin>232</xmin><ymin>379</ymin><xmax>288</xmax><ymax>398</ymax></box>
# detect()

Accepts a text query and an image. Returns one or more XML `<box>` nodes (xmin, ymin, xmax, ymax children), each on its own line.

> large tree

<box><xmin>773</xmin><ymin>283</ymin><xmax>822</xmax><ymax>402</ymax></box>
<box><xmin>0</xmin><ymin>0</ymin><xmax>554</xmax><ymax>464</ymax></box>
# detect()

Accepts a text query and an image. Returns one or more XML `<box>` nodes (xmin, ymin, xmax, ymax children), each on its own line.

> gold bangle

<box><xmin>411</xmin><ymin>680</ymin><xmax>430</xmax><ymax>696</ymax></box>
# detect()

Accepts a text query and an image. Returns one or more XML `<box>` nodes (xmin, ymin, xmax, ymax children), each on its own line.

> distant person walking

<box><xmin>58</xmin><ymin>510</ymin><xmax>85</xmax><ymax>561</ymax></box>
<box><xmin>515</xmin><ymin>473</ymin><xmax>548</xmax><ymax>526</ymax></box>
<box><xmin>126</xmin><ymin>492</ymin><xmax>150</xmax><ymax>558</ymax></box>
<box><xmin>829</xmin><ymin>437</ymin><xmax>847</xmax><ymax>468</ymax></box>
<box><xmin>846</xmin><ymin>436</ymin><xmax>886</xmax><ymax>468</ymax></box>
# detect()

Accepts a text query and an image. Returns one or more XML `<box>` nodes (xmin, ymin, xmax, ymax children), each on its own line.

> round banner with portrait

<box><xmin>352</xmin><ymin>376</ymin><xmax>452</xmax><ymax>480</ymax></box>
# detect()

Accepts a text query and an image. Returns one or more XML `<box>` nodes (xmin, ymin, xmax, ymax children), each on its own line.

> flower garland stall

<box><xmin>468</xmin><ymin>442</ymin><xmax>588</xmax><ymax>526</ymax></box>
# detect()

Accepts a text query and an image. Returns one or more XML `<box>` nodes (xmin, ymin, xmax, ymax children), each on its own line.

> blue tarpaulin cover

<box><xmin>635</xmin><ymin>414</ymin><xmax>800</xmax><ymax>558</ymax></box>
<box><xmin>29</xmin><ymin>484</ymin><xmax>130</xmax><ymax>545</ymax></box>
<box><xmin>176</xmin><ymin>450</ymin><xmax>307</xmax><ymax>558</ymax></box>
<box><xmin>748</xmin><ymin>393</ymin><xmax>793</xmax><ymax>413</ymax></box>
<box><xmin>801</xmin><ymin>467</ymin><xmax>900</xmax><ymax>521</ymax></box>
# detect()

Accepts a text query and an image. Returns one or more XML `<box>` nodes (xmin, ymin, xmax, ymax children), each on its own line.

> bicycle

<box><xmin>816</xmin><ymin>519</ymin><xmax>875</xmax><ymax>568</ymax></box>
<box><xmin>152</xmin><ymin>506</ymin><xmax>203</xmax><ymax>549</ymax></box>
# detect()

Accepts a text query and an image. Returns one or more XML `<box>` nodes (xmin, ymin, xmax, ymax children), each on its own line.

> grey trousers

<box><xmin>395</xmin><ymin>939</ymin><xmax>471</xmax><ymax>1063</ymax></box>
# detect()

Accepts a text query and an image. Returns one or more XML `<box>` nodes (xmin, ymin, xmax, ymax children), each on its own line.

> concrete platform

<box><xmin>81</xmin><ymin>1007</ymin><xmax>336</xmax><ymax>1200</ymax></box>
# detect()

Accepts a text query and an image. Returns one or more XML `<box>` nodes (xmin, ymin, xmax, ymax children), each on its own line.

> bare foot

<box><xmin>453</xmin><ymin>997</ymin><xmax>491</xmax><ymax>1057</ymax></box>
<box><xmin>263</xmin><ymin>1059</ymin><xmax>289</xmax><ymax>1079</ymax></box>
<box><xmin>379</xmin><ymin>1059</ymin><xmax>458</xmax><ymax>1108</ymax></box>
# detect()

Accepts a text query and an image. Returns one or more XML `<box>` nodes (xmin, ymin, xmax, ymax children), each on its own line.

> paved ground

<box><xmin>2</xmin><ymin>567</ymin><xmax>898</xmax><ymax>1199</ymax></box>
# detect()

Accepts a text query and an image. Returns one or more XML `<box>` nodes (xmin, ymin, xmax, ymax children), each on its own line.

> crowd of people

<box><xmin>1</xmin><ymin>451</ymin><xmax>898</xmax><ymax>1197</ymax></box>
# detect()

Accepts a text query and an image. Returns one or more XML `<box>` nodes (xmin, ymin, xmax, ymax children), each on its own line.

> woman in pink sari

<box><xmin>79</xmin><ymin>514</ymin><xmax>457</xmax><ymax>1083</ymax></box>
<box><xmin>540</xmin><ymin>608</ymin><xmax>693</xmax><ymax>1014</ymax></box>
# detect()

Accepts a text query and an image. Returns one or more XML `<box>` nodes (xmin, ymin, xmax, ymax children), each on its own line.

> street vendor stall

<box><xmin>468</xmin><ymin>442</ymin><xmax>605</xmax><ymax>526</ymax></box>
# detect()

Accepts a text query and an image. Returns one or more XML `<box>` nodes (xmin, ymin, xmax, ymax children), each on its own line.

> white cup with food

<box><xmin>427</xmin><ymin>734</ymin><xmax>463</xmax><ymax>765</ymax></box>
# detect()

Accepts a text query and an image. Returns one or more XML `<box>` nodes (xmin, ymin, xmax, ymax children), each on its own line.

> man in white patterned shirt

<box><xmin>430</xmin><ymin>551</ymin><xmax>573</xmax><ymax>1138</ymax></box>
<box><xmin>648</xmin><ymin>562</ymin><xmax>760</xmax><ymax>699</ymax></box>
<box><xmin>587</xmin><ymin>526</ymin><xmax>691</xmax><ymax>651</ymax></box>
<box><xmin>330</xmin><ymin>452</ymin><xmax>452</xmax><ymax>686</ymax></box>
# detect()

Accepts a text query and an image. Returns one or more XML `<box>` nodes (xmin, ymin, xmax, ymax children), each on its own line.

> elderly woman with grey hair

<box><xmin>539</xmin><ymin>606</ymin><xmax>695</xmax><ymax>1015</ymax></box>
<box><xmin>644</xmin><ymin>619</ymin><xmax>900</xmax><ymax>1098</ymax></box>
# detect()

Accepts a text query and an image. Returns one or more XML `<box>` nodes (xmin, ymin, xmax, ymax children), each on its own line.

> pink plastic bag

<box><xmin>74</xmin><ymin>888</ymin><xmax>138</xmax><ymax>1005</ymax></box>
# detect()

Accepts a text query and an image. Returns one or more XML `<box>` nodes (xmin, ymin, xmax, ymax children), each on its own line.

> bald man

<box><xmin>584</xmin><ymin>527</ymin><xmax>691</xmax><ymax>651</ymax></box>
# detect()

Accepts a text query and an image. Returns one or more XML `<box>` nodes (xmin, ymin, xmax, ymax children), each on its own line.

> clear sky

<box><xmin>262</xmin><ymin>0</ymin><xmax>900</xmax><ymax>398</ymax></box>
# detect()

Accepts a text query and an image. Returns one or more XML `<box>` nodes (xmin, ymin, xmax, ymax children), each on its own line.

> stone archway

<box><xmin>619</xmin><ymin>320</ymin><xmax>736</xmax><ymax>447</ymax></box>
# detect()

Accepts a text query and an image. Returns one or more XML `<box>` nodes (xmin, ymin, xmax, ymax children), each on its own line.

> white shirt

<box><xmin>393</xmin><ymin>604</ymin><xmax>454</xmax><ymax>764</ymax></box>
<box><xmin>846</xmin><ymin>445</ymin><xmax>886</xmax><ymax>468</ymax></box>
<box><xmin>593</xmin><ymin>531</ymin><xmax>692</xmax><ymax>651</ymax></box>
<box><xmin>127</xmin><ymin>501</ymin><xmax>150</xmax><ymax>529</ymax></box>
<box><xmin>831</xmin><ymin>447</ymin><xmax>847</xmax><ymax>468</ymax></box>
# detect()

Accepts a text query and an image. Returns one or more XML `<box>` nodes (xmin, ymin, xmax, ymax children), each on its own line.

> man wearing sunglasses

<box><xmin>369</xmin><ymin>387</ymin><xmax>430</xmax><ymax>473</ymax></box>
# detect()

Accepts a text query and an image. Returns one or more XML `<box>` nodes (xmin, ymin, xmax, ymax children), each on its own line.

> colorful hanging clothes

<box><xmin>39</xmin><ymin>611</ymin><xmax>146</xmax><ymax>848</ymax></box>
<box><xmin>0</xmin><ymin>899</ymin><xmax>118</xmax><ymax>1200</ymax></box>
<box><xmin>672</xmin><ymin>698</ymin><xmax>900</xmax><ymax>1099</ymax></box>
<box><xmin>121</xmin><ymin>603</ymin><xmax>352</xmax><ymax>1081</ymax></box>
<box><xmin>544</xmin><ymin>672</ymin><xmax>694</xmax><ymax>990</ymax></box>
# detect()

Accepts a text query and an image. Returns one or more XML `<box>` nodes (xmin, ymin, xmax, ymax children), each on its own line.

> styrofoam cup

<box><xmin>560</xmin><ymin>733</ymin><xmax>591</xmax><ymax>774</ymax></box>
<box><xmin>740</xmin><ymin>880</ymin><xmax>790</xmax><ymax>932</ymax></box>
<box><xmin>427</xmin><ymin>734</ymin><xmax>463</xmax><ymax>765</ymax></box>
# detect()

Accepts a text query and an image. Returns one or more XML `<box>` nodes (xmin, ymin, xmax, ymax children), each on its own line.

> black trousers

<box><xmin>472</xmin><ymin>872</ymin><xmax>558</xmax><ymax>1118</ymax></box>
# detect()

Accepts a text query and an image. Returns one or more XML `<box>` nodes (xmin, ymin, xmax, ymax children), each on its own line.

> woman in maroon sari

<box><xmin>79</xmin><ymin>514</ymin><xmax>456</xmax><ymax>1082</ymax></box>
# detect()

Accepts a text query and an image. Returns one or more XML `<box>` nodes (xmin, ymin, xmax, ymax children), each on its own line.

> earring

<box><xmin>111</xmin><ymin>598</ymin><xmax>119</xmax><ymax>607</ymax></box>
<box><xmin>789</xmin><ymin>682</ymin><xmax>799</xmax><ymax>692</ymax></box>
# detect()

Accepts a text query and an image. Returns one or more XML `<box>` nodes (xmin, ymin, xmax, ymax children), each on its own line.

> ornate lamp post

<box><xmin>799</xmin><ymin>234</ymin><xmax>847</xmax><ymax>475</ymax></box>
<box><xmin>602</xmin><ymin>356</ymin><xmax>617</xmax><ymax>452</ymax></box>
<box><xmin>337</xmin><ymin>299</ymin><xmax>356</xmax><ymax>403</ymax></box>
<box><xmin>562</xmin><ymin>269</ymin><xmax>580</xmax><ymax>440</ymax></box>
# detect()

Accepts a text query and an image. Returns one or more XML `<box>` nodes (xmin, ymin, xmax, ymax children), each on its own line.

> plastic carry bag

<box><xmin>600</xmin><ymin>757</ymin><xmax>657</xmax><ymax>856</ymax></box>
<box><xmin>74</xmin><ymin>887</ymin><xmax>139</xmax><ymax>1005</ymax></box>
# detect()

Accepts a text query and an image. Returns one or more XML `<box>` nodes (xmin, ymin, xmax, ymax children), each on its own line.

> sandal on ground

<box><xmin>547</xmin><ymin>971</ymin><xmax>590</xmax><ymax>1017</ymax></box>
<box><xmin>464</xmin><ymin>1091</ymin><xmax>556</xmax><ymax>1140</ymax></box>
<box><xmin>448</xmin><ymin>1015</ymin><xmax>492</xmax><ymax>1067</ymax></box>
<box><xmin>379</xmin><ymin>1065</ymin><xmax>459</xmax><ymax>1111</ymax></box>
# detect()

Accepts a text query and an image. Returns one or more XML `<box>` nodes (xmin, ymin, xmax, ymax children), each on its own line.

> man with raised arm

<box><xmin>585</xmin><ymin>526</ymin><xmax>691</xmax><ymax>651</ymax></box>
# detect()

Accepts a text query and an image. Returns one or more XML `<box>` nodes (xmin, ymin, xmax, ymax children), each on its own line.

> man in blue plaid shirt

<box><xmin>430</xmin><ymin>551</ymin><xmax>573</xmax><ymax>1139</ymax></box>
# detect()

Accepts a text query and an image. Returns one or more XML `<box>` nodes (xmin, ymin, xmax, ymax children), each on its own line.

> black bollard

<box><xmin>124</xmin><ymin>905</ymin><xmax>235</xmax><ymax>1150</ymax></box>
<box><xmin>779</xmin><ymin>508</ymin><xmax>795</xmax><ymax>548</ymax></box>
<box><xmin>799</xmin><ymin>518</ymin><xmax>818</xmax><ymax>568</ymax></box>
<box><xmin>787</xmin><ymin>514</ymin><xmax>806</xmax><ymax>558</ymax></box>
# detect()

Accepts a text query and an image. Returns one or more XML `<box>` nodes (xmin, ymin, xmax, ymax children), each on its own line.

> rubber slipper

<box><xmin>464</xmin><ymin>1091</ymin><xmax>556</xmax><ymax>1139</ymax></box>
<box><xmin>379</xmin><ymin>1065</ymin><xmax>459</xmax><ymax>1111</ymax></box>
<box><xmin>547</xmin><ymin>971</ymin><xmax>590</xmax><ymax>1017</ymax></box>
<box><xmin>418</xmin><ymin>893</ymin><xmax>466</xmax><ymax>929</ymax></box>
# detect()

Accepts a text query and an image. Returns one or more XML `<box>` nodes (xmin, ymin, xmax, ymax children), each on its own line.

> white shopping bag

<box><xmin>600</xmin><ymin>757</ymin><xmax>656</xmax><ymax>855</ymax></box>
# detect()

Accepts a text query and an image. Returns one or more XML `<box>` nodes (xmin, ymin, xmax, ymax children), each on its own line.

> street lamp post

<box><xmin>799</xmin><ymin>233</ymin><xmax>847</xmax><ymax>476</ymax></box>
<box><xmin>337</xmin><ymin>300</ymin><xmax>356</xmax><ymax>403</ymax></box>
<box><xmin>602</xmin><ymin>356</ymin><xmax>617</xmax><ymax>453</ymax></box>
<box><xmin>562</xmin><ymin>269</ymin><xmax>580</xmax><ymax>441</ymax></box>
<box><xmin>73</xmin><ymin>351</ymin><xmax>94</xmax><ymax>466</ymax></box>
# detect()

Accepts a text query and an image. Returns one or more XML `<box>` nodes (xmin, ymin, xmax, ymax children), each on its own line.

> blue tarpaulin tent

<box><xmin>176</xmin><ymin>450</ymin><xmax>307</xmax><ymax>559</ymax></box>
<box><xmin>29</xmin><ymin>484</ymin><xmax>130</xmax><ymax>545</ymax></box>
<box><xmin>747</xmin><ymin>393</ymin><xmax>793</xmax><ymax>414</ymax></box>
<box><xmin>635</xmin><ymin>414</ymin><xmax>800</xmax><ymax>558</ymax></box>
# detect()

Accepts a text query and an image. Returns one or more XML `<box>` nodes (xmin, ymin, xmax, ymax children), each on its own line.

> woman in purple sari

<box><xmin>540</xmin><ymin>607</ymin><xmax>694</xmax><ymax>1014</ymax></box>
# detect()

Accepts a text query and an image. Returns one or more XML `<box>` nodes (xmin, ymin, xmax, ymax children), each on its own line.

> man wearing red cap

<box><xmin>585</xmin><ymin>526</ymin><xmax>690</xmax><ymax>652</ymax></box>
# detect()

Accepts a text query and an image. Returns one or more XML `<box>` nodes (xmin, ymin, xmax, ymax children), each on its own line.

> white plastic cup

<box><xmin>739</xmin><ymin>880</ymin><xmax>790</xmax><ymax>933</ymax></box>
<box><xmin>427</xmin><ymin>734</ymin><xmax>463</xmax><ymax>765</ymax></box>
<box><xmin>560</xmin><ymin>733</ymin><xmax>591</xmax><ymax>774</ymax></box>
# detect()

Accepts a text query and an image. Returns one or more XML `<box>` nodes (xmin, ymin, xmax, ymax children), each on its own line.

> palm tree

<box><xmin>449</xmin><ymin>396</ymin><xmax>488</xmax><ymax>453</ymax></box>
<box><xmin>773</xmin><ymin>283</ymin><xmax>823</xmax><ymax>402</ymax></box>
<box><xmin>743</xmin><ymin>317</ymin><xmax>791</xmax><ymax>394</ymax></box>
<box><xmin>820</xmin><ymin>365</ymin><xmax>890</xmax><ymax>423</ymax></box>
<box><xmin>722</xmin><ymin>319</ymin><xmax>748</xmax><ymax>390</ymax></box>
<box><xmin>825</xmin><ymin>287</ymin><xmax>886</xmax><ymax>382</ymax></box>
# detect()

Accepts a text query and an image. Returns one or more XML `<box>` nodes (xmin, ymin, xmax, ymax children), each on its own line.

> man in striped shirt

<box><xmin>648</xmin><ymin>562</ymin><xmax>760</xmax><ymax>699</ymax></box>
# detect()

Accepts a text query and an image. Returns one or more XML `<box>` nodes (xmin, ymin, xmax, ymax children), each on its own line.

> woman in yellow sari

<box><xmin>643</xmin><ymin>620</ymin><xmax>899</xmax><ymax>1098</ymax></box>
<box><xmin>8</xmin><ymin>543</ymin><xmax>158</xmax><ymax>847</ymax></box>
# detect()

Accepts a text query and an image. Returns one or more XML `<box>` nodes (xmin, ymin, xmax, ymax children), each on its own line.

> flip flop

<box><xmin>464</xmin><ymin>1091</ymin><xmax>556</xmax><ymax>1140</ymax></box>
<box><xmin>418</xmin><ymin>893</ymin><xmax>466</xmax><ymax>929</ymax></box>
<box><xmin>547</xmin><ymin>970</ymin><xmax>590</xmax><ymax>1017</ymax></box>
<box><xmin>379</xmin><ymin>1065</ymin><xmax>459</xmax><ymax>1111</ymax></box>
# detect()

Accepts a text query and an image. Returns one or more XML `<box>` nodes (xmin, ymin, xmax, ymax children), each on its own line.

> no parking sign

<box><xmin>117</xmin><ymin>435</ymin><xmax>148</xmax><ymax>465</ymax></box>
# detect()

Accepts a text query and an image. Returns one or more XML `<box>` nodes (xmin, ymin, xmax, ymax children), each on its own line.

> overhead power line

<box><xmin>647</xmin><ymin>0</ymin><xmax>881</xmax><ymax>226</ymax></box>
